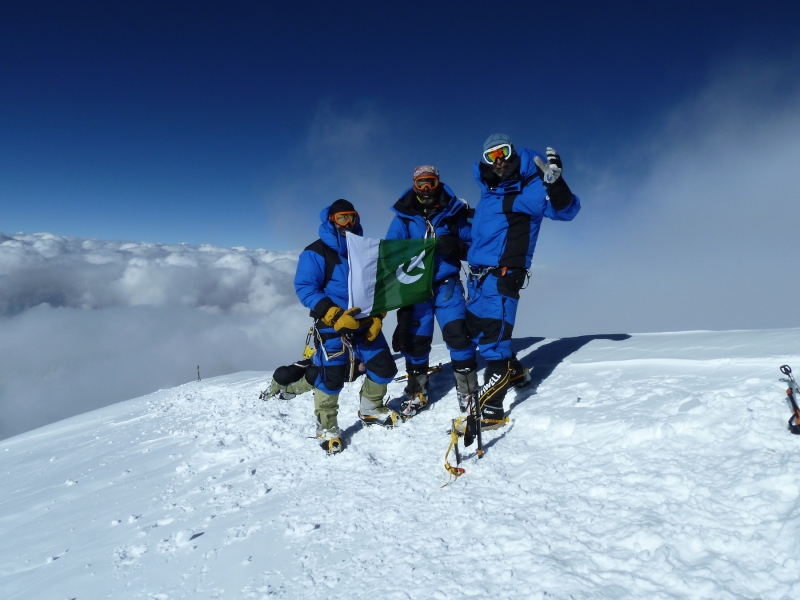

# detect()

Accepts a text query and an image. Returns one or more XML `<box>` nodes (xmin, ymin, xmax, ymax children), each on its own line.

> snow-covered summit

<box><xmin>2</xmin><ymin>329</ymin><xmax>800</xmax><ymax>599</ymax></box>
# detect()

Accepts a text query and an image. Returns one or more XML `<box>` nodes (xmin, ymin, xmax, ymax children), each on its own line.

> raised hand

<box><xmin>534</xmin><ymin>147</ymin><xmax>563</xmax><ymax>184</ymax></box>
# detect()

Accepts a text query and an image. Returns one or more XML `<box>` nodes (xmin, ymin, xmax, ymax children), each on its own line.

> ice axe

<box><xmin>779</xmin><ymin>365</ymin><xmax>800</xmax><ymax>435</ymax></box>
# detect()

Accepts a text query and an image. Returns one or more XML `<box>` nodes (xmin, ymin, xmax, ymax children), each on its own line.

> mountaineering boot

<box><xmin>476</xmin><ymin>356</ymin><xmax>528</xmax><ymax>409</ymax></box>
<box><xmin>263</xmin><ymin>375</ymin><xmax>315</xmax><ymax>401</ymax></box>
<box><xmin>479</xmin><ymin>402</ymin><xmax>507</xmax><ymax>430</ymax></box>
<box><xmin>320</xmin><ymin>436</ymin><xmax>344</xmax><ymax>454</ymax></box>
<box><xmin>358</xmin><ymin>376</ymin><xmax>401</xmax><ymax>427</ymax></box>
<box><xmin>454</xmin><ymin>366</ymin><xmax>479</xmax><ymax>413</ymax></box>
<box><xmin>260</xmin><ymin>378</ymin><xmax>285</xmax><ymax>401</ymax></box>
<box><xmin>509</xmin><ymin>357</ymin><xmax>531</xmax><ymax>388</ymax></box>
<box><xmin>462</xmin><ymin>402</ymin><xmax>508</xmax><ymax>447</ymax></box>
<box><xmin>461</xmin><ymin>360</ymin><xmax>513</xmax><ymax>445</ymax></box>
<box><xmin>315</xmin><ymin>418</ymin><xmax>344</xmax><ymax>455</ymax></box>
<box><xmin>399</xmin><ymin>363</ymin><xmax>429</xmax><ymax>417</ymax></box>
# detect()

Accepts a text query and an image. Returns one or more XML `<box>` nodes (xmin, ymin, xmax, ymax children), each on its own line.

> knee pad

<box><xmin>318</xmin><ymin>363</ymin><xmax>347</xmax><ymax>393</ymax></box>
<box><xmin>273</xmin><ymin>363</ymin><xmax>306</xmax><ymax>386</ymax></box>
<box><xmin>304</xmin><ymin>365</ymin><xmax>319</xmax><ymax>386</ymax></box>
<box><xmin>441</xmin><ymin>319</ymin><xmax>472</xmax><ymax>350</ymax></box>
<box><xmin>364</xmin><ymin>349</ymin><xmax>399</xmax><ymax>382</ymax></box>
<box><xmin>405</xmin><ymin>334</ymin><xmax>433</xmax><ymax>359</ymax></box>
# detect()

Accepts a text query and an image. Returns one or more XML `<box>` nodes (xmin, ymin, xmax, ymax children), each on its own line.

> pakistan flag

<box><xmin>346</xmin><ymin>233</ymin><xmax>437</xmax><ymax>317</ymax></box>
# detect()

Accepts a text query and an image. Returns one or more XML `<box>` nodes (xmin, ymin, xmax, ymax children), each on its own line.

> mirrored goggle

<box><xmin>483</xmin><ymin>143</ymin><xmax>512</xmax><ymax>164</ymax></box>
<box><xmin>414</xmin><ymin>176</ymin><xmax>439</xmax><ymax>191</ymax></box>
<box><xmin>331</xmin><ymin>211</ymin><xmax>359</xmax><ymax>226</ymax></box>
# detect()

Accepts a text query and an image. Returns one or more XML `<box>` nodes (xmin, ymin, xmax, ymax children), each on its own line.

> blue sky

<box><xmin>2</xmin><ymin>1</ymin><xmax>799</xmax><ymax>250</ymax></box>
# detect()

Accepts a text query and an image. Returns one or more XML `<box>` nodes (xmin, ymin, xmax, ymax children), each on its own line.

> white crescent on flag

<box><xmin>395</xmin><ymin>249</ymin><xmax>426</xmax><ymax>284</ymax></box>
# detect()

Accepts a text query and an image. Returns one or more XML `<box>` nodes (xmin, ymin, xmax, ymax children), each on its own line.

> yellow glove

<box><xmin>364</xmin><ymin>313</ymin><xmax>386</xmax><ymax>342</ymax></box>
<box><xmin>321</xmin><ymin>306</ymin><xmax>362</xmax><ymax>333</ymax></box>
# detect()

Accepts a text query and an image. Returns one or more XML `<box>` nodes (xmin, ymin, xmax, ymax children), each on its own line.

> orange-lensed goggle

<box><xmin>414</xmin><ymin>175</ymin><xmax>440</xmax><ymax>191</ymax></box>
<box><xmin>330</xmin><ymin>211</ymin><xmax>359</xmax><ymax>226</ymax></box>
<box><xmin>483</xmin><ymin>143</ymin><xmax>512</xmax><ymax>164</ymax></box>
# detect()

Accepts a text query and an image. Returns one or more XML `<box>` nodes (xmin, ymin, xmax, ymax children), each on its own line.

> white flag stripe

<box><xmin>346</xmin><ymin>233</ymin><xmax>379</xmax><ymax>318</ymax></box>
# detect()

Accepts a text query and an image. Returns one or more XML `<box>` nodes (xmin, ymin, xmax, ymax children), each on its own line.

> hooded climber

<box><xmin>294</xmin><ymin>199</ymin><xmax>399</xmax><ymax>454</ymax></box>
<box><xmin>465</xmin><ymin>134</ymin><xmax>581</xmax><ymax>438</ymax></box>
<box><xmin>386</xmin><ymin>165</ymin><xmax>477</xmax><ymax>415</ymax></box>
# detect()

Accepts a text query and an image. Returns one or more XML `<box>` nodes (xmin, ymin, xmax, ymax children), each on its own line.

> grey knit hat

<box><xmin>413</xmin><ymin>165</ymin><xmax>439</xmax><ymax>179</ymax></box>
<box><xmin>482</xmin><ymin>133</ymin><xmax>513</xmax><ymax>159</ymax></box>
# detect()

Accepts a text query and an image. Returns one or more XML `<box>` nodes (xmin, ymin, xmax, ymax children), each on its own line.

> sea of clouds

<box><xmin>0</xmin><ymin>233</ymin><xmax>308</xmax><ymax>439</ymax></box>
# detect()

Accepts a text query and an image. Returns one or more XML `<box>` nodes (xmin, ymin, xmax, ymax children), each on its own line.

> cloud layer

<box><xmin>514</xmin><ymin>57</ymin><xmax>800</xmax><ymax>337</ymax></box>
<box><xmin>0</xmin><ymin>234</ymin><xmax>308</xmax><ymax>439</ymax></box>
<box><xmin>0</xmin><ymin>233</ymin><xmax>299</xmax><ymax>315</ymax></box>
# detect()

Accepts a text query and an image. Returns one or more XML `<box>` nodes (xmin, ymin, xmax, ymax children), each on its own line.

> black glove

<box><xmin>546</xmin><ymin>147</ymin><xmax>562</xmax><ymax>171</ymax></box>
<box><xmin>435</xmin><ymin>236</ymin><xmax>462</xmax><ymax>259</ymax></box>
<box><xmin>535</xmin><ymin>146</ymin><xmax>573</xmax><ymax>211</ymax></box>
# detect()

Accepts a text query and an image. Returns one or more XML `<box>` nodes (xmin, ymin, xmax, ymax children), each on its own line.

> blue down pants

<box><xmin>313</xmin><ymin>326</ymin><xmax>397</xmax><ymax>395</ymax></box>
<box><xmin>393</xmin><ymin>278</ymin><xmax>477</xmax><ymax>371</ymax></box>
<box><xmin>465</xmin><ymin>268</ymin><xmax>527</xmax><ymax>362</ymax></box>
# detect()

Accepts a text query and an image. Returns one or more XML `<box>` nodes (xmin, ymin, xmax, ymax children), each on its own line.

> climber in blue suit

<box><xmin>386</xmin><ymin>165</ymin><xmax>477</xmax><ymax>414</ymax></box>
<box><xmin>466</xmin><ymin>134</ymin><xmax>581</xmax><ymax>432</ymax></box>
<box><xmin>294</xmin><ymin>199</ymin><xmax>400</xmax><ymax>454</ymax></box>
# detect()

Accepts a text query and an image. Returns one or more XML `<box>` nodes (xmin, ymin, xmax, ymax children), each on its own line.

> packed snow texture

<box><xmin>2</xmin><ymin>329</ymin><xmax>799</xmax><ymax>599</ymax></box>
<box><xmin>0</xmin><ymin>233</ymin><xmax>307</xmax><ymax>439</ymax></box>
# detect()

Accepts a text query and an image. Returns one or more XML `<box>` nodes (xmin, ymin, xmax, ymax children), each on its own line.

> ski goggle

<box><xmin>413</xmin><ymin>175</ymin><xmax>439</xmax><ymax>191</ymax></box>
<box><xmin>483</xmin><ymin>143</ymin><xmax>512</xmax><ymax>164</ymax></box>
<box><xmin>330</xmin><ymin>211</ymin><xmax>359</xmax><ymax>226</ymax></box>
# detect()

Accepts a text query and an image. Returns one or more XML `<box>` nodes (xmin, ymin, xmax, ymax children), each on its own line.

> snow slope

<box><xmin>2</xmin><ymin>328</ymin><xmax>800</xmax><ymax>599</ymax></box>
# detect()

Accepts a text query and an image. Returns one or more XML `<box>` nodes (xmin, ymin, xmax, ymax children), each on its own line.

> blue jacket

<box><xmin>467</xmin><ymin>148</ymin><xmax>581</xmax><ymax>270</ymax></box>
<box><xmin>385</xmin><ymin>184</ymin><xmax>471</xmax><ymax>282</ymax></box>
<box><xmin>294</xmin><ymin>205</ymin><xmax>363</xmax><ymax>319</ymax></box>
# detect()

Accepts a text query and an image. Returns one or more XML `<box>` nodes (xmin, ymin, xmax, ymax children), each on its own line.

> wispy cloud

<box><xmin>520</xmin><ymin>55</ymin><xmax>800</xmax><ymax>336</ymax></box>
<box><xmin>261</xmin><ymin>99</ymin><xmax>419</xmax><ymax>250</ymax></box>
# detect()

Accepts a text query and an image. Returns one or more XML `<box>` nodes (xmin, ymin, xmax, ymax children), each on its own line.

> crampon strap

<box><xmin>443</xmin><ymin>417</ymin><xmax>466</xmax><ymax>487</ymax></box>
<box><xmin>442</xmin><ymin>415</ymin><xmax>509</xmax><ymax>487</ymax></box>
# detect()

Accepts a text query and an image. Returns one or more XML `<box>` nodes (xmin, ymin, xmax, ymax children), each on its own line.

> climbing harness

<box><xmin>312</xmin><ymin>324</ymin><xmax>361</xmax><ymax>384</ymax></box>
<box><xmin>464</xmin><ymin>265</ymin><xmax>531</xmax><ymax>302</ymax></box>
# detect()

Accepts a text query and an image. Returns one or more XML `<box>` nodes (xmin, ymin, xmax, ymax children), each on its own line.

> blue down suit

<box><xmin>294</xmin><ymin>206</ymin><xmax>397</xmax><ymax>395</ymax></box>
<box><xmin>466</xmin><ymin>148</ymin><xmax>581</xmax><ymax>362</ymax></box>
<box><xmin>385</xmin><ymin>185</ymin><xmax>477</xmax><ymax>371</ymax></box>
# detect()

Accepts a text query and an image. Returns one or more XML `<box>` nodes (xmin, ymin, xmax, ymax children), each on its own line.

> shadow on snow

<box><xmin>481</xmin><ymin>333</ymin><xmax>631</xmax><ymax>454</ymax></box>
<box><xmin>351</xmin><ymin>333</ymin><xmax>630</xmax><ymax>447</ymax></box>
<box><xmin>509</xmin><ymin>333</ymin><xmax>631</xmax><ymax>412</ymax></box>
